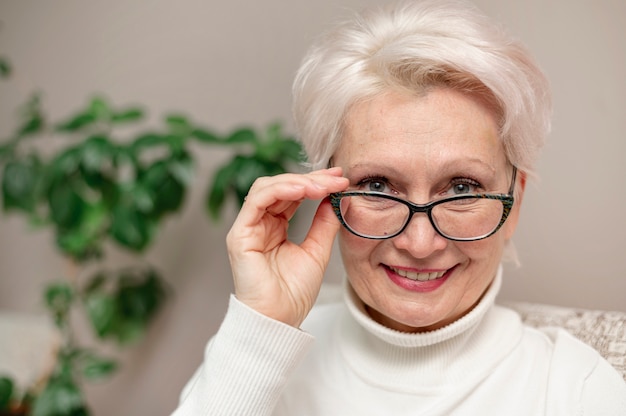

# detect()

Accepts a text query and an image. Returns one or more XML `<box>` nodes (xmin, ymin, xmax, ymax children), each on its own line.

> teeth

<box><xmin>392</xmin><ymin>268</ymin><xmax>446</xmax><ymax>281</ymax></box>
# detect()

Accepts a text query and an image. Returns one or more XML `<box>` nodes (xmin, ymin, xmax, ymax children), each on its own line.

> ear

<box><xmin>503</xmin><ymin>170</ymin><xmax>526</xmax><ymax>240</ymax></box>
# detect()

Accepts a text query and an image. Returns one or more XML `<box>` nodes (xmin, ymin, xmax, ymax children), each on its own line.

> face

<box><xmin>333</xmin><ymin>88</ymin><xmax>524</xmax><ymax>333</ymax></box>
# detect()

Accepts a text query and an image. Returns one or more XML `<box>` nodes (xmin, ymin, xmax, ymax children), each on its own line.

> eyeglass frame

<box><xmin>329</xmin><ymin>167</ymin><xmax>517</xmax><ymax>242</ymax></box>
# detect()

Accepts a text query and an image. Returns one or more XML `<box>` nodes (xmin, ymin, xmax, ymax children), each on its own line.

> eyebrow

<box><xmin>345</xmin><ymin>157</ymin><xmax>498</xmax><ymax>176</ymax></box>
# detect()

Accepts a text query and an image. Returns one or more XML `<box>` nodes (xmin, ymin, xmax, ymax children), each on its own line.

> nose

<box><xmin>391</xmin><ymin>213</ymin><xmax>448</xmax><ymax>258</ymax></box>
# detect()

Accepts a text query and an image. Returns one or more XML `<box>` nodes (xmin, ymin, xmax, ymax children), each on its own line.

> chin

<box><xmin>363</xmin><ymin>293</ymin><xmax>467</xmax><ymax>333</ymax></box>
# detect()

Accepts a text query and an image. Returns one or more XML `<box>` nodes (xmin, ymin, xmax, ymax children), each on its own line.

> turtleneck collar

<box><xmin>337</xmin><ymin>265</ymin><xmax>523</xmax><ymax>393</ymax></box>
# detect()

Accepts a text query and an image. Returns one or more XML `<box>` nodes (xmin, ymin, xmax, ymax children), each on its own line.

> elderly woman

<box><xmin>172</xmin><ymin>1</ymin><xmax>626</xmax><ymax>415</ymax></box>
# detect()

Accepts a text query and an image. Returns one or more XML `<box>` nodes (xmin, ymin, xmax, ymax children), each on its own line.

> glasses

<box><xmin>329</xmin><ymin>167</ymin><xmax>517</xmax><ymax>242</ymax></box>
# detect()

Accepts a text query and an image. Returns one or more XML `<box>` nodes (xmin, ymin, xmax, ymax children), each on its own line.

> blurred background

<box><xmin>0</xmin><ymin>0</ymin><xmax>624</xmax><ymax>414</ymax></box>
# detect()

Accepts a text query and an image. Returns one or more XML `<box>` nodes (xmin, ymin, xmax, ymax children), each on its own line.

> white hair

<box><xmin>292</xmin><ymin>0</ymin><xmax>552</xmax><ymax>176</ymax></box>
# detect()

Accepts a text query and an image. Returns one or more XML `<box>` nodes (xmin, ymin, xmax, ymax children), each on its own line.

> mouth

<box><xmin>388</xmin><ymin>267</ymin><xmax>447</xmax><ymax>282</ymax></box>
<box><xmin>383</xmin><ymin>265</ymin><xmax>453</xmax><ymax>293</ymax></box>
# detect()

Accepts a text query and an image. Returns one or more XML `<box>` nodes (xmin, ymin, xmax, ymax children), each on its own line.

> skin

<box><xmin>227</xmin><ymin>167</ymin><xmax>349</xmax><ymax>327</ymax></box>
<box><xmin>227</xmin><ymin>87</ymin><xmax>524</xmax><ymax>332</ymax></box>
<box><xmin>333</xmin><ymin>88</ymin><xmax>525</xmax><ymax>332</ymax></box>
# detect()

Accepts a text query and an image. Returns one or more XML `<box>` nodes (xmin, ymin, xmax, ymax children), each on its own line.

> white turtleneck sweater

<box><xmin>172</xmin><ymin>269</ymin><xmax>626</xmax><ymax>415</ymax></box>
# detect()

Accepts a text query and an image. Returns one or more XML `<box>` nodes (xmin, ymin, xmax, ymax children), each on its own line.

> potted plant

<box><xmin>0</xmin><ymin>56</ymin><xmax>303</xmax><ymax>415</ymax></box>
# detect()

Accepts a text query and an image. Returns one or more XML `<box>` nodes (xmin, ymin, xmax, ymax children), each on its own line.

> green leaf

<box><xmin>80</xmin><ymin>354</ymin><xmax>117</xmax><ymax>381</ymax></box>
<box><xmin>206</xmin><ymin>157</ymin><xmax>242</xmax><ymax>220</ymax></box>
<box><xmin>206</xmin><ymin>174</ymin><xmax>226</xmax><ymax>221</ymax></box>
<box><xmin>206</xmin><ymin>154</ymin><xmax>285</xmax><ymax>219</ymax></box>
<box><xmin>82</xmin><ymin>269</ymin><xmax>167</xmax><ymax>345</ymax></box>
<box><xmin>0</xmin><ymin>376</ymin><xmax>14</xmax><ymax>410</ymax></box>
<box><xmin>84</xmin><ymin>292</ymin><xmax>116</xmax><ymax>337</ymax></box>
<box><xmin>80</xmin><ymin>135</ymin><xmax>115</xmax><ymax>172</ymax></box>
<box><xmin>118</xmin><ymin>271</ymin><xmax>166</xmax><ymax>322</ymax></box>
<box><xmin>63</xmin><ymin>241</ymin><xmax>101</xmax><ymax>262</ymax></box>
<box><xmin>109</xmin><ymin>204</ymin><xmax>151</xmax><ymax>251</ymax></box>
<box><xmin>165</xmin><ymin>114</ymin><xmax>191</xmax><ymax>136</ymax></box>
<box><xmin>225</xmin><ymin>127</ymin><xmax>257</xmax><ymax>144</ymax></box>
<box><xmin>111</xmin><ymin>144</ymin><xmax>136</xmax><ymax>169</ymax></box>
<box><xmin>110</xmin><ymin>320</ymin><xmax>145</xmax><ymax>345</ymax></box>
<box><xmin>87</xmin><ymin>97</ymin><xmax>110</xmax><ymax>120</ymax></box>
<box><xmin>191</xmin><ymin>128</ymin><xmax>220</xmax><ymax>143</ymax></box>
<box><xmin>56</xmin><ymin>229</ymin><xmax>102</xmax><ymax>261</ymax></box>
<box><xmin>56</xmin><ymin>97</ymin><xmax>138</xmax><ymax>130</ymax></box>
<box><xmin>47</xmin><ymin>179</ymin><xmax>84</xmax><ymax>229</ymax></box>
<box><xmin>0</xmin><ymin>57</ymin><xmax>11</xmax><ymax>78</ymax></box>
<box><xmin>140</xmin><ymin>160</ymin><xmax>185</xmax><ymax>218</ymax></box>
<box><xmin>14</xmin><ymin>93</ymin><xmax>45</xmax><ymax>137</ymax></box>
<box><xmin>83</xmin><ymin>273</ymin><xmax>107</xmax><ymax>295</ymax></box>
<box><xmin>168</xmin><ymin>156</ymin><xmax>194</xmax><ymax>186</ymax></box>
<box><xmin>0</xmin><ymin>140</ymin><xmax>16</xmax><ymax>160</ymax></box>
<box><xmin>31</xmin><ymin>376</ymin><xmax>88</xmax><ymax>416</ymax></box>
<box><xmin>56</xmin><ymin>112</ymin><xmax>98</xmax><ymax>132</ymax></box>
<box><xmin>111</xmin><ymin>107</ymin><xmax>144</xmax><ymax>123</ymax></box>
<box><xmin>54</xmin><ymin>203</ymin><xmax>106</xmax><ymax>261</ymax></box>
<box><xmin>276</xmin><ymin>139</ymin><xmax>304</xmax><ymax>163</ymax></box>
<box><xmin>232</xmin><ymin>156</ymin><xmax>283</xmax><ymax>205</ymax></box>
<box><xmin>131</xmin><ymin>133</ymin><xmax>167</xmax><ymax>152</ymax></box>
<box><xmin>1</xmin><ymin>157</ymin><xmax>41</xmax><ymax>212</ymax></box>
<box><xmin>164</xmin><ymin>133</ymin><xmax>186</xmax><ymax>154</ymax></box>
<box><xmin>81</xmin><ymin>203</ymin><xmax>108</xmax><ymax>235</ymax></box>
<box><xmin>79</xmin><ymin>167</ymin><xmax>115</xmax><ymax>196</ymax></box>
<box><xmin>18</xmin><ymin>113</ymin><xmax>44</xmax><ymax>136</ymax></box>
<box><xmin>255</xmin><ymin>123</ymin><xmax>303</xmax><ymax>163</ymax></box>
<box><xmin>52</xmin><ymin>147</ymin><xmax>82</xmax><ymax>175</ymax></box>
<box><xmin>45</xmin><ymin>283</ymin><xmax>74</xmax><ymax>312</ymax></box>
<box><xmin>130</xmin><ymin>184</ymin><xmax>154</xmax><ymax>213</ymax></box>
<box><xmin>265</xmin><ymin>121</ymin><xmax>283</xmax><ymax>141</ymax></box>
<box><xmin>44</xmin><ymin>282</ymin><xmax>74</xmax><ymax>328</ymax></box>
<box><xmin>18</xmin><ymin>92</ymin><xmax>43</xmax><ymax>117</ymax></box>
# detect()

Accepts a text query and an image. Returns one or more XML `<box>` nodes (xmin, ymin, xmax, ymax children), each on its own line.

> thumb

<box><xmin>300</xmin><ymin>197</ymin><xmax>341</xmax><ymax>268</ymax></box>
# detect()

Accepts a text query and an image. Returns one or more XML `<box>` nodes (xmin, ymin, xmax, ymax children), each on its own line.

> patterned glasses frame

<box><xmin>329</xmin><ymin>167</ymin><xmax>517</xmax><ymax>242</ymax></box>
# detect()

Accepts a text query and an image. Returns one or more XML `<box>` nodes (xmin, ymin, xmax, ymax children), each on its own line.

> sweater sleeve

<box><xmin>171</xmin><ymin>294</ymin><xmax>314</xmax><ymax>416</ymax></box>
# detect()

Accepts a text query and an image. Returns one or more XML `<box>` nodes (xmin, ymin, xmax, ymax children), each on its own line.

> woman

<box><xmin>173</xmin><ymin>1</ymin><xmax>626</xmax><ymax>414</ymax></box>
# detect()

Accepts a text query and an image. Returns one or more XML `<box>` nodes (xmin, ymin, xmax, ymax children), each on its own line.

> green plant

<box><xmin>0</xmin><ymin>55</ymin><xmax>303</xmax><ymax>415</ymax></box>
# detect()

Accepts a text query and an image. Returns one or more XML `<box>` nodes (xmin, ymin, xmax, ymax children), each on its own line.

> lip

<box><xmin>383</xmin><ymin>265</ymin><xmax>456</xmax><ymax>293</ymax></box>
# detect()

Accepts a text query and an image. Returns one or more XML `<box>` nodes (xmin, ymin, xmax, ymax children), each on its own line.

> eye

<box><xmin>356</xmin><ymin>176</ymin><xmax>393</xmax><ymax>194</ymax></box>
<box><xmin>447</xmin><ymin>178</ymin><xmax>481</xmax><ymax>196</ymax></box>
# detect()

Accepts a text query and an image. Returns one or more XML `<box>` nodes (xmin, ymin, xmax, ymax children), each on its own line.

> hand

<box><xmin>226</xmin><ymin>167</ymin><xmax>349</xmax><ymax>327</ymax></box>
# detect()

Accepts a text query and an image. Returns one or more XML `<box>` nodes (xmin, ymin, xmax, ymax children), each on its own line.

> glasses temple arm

<box><xmin>507</xmin><ymin>166</ymin><xmax>518</xmax><ymax>195</ymax></box>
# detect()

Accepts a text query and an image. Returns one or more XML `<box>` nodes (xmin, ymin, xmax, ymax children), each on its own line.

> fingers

<box><xmin>225</xmin><ymin>168</ymin><xmax>348</xmax><ymax>327</ymax></box>
<box><xmin>226</xmin><ymin>168</ymin><xmax>348</xmax><ymax>255</ymax></box>
<box><xmin>299</xmin><ymin>197</ymin><xmax>342</xmax><ymax>270</ymax></box>
<box><xmin>236</xmin><ymin>167</ymin><xmax>348</xmax><ymax>227</ymax></box>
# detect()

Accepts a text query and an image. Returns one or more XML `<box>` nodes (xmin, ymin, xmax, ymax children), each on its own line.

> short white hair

<box><xmin>292</xmin><ymin>0</ymin><xmax>552</xmax><ymax>176</ymax></box>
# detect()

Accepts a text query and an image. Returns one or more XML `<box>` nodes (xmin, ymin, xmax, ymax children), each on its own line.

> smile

<box><xmin>389</xmin><ymin>267</ymin><xmax>447</xmax><ymax>282</ymax></box>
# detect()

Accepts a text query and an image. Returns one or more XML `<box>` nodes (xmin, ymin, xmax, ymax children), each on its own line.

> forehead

<box><xmin>336</xmin><ymin>88</ymin><xmax>506</xmax><ymax>174</ymax></box>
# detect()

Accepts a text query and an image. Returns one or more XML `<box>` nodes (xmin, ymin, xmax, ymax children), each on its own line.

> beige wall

<box><xmin>0</xmin><ymin>0</ymin><xmax>624</xmax><ymax>414</ymax></box>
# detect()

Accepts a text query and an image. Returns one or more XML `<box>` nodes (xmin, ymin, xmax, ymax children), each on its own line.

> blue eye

<box><xmin>448</xmin><ymin>179</ymin><xmax>480</xmax><ymax>195</ymax></box>
<box><xmin>368</xmin><ymin>181</ymin><xmax>388</xmax><ymax>192</ymax></box>
<box><xmin>453</xmin><ymin>183</ymin><xmax>472</xmax><ymax>194</ymax></box>
<box><xmin>356</xmin><ymin>176</ymin><xmax>392</xmax><ymax>193</ymax></box>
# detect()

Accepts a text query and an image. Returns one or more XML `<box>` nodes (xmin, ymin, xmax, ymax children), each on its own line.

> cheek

<box><xmin>338</xmin><ymin>231</ymin><xmax>378</xmax><ymax>272</ymax></box>
<box><xmin>458</xmin><ymin>233</ymin><xmax>507</xmax><ymax>265</ymax></box>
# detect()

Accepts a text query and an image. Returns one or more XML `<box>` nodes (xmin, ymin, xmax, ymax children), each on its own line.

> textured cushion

<box><xmin>505</xmin><ymin>302</ymin><xmax>626</xmax><ymax>381</ymax></box>
<box><xmin>0</xmin><ymin>313</ymin><xmax>60</xmax><ymax>388</ymax></box>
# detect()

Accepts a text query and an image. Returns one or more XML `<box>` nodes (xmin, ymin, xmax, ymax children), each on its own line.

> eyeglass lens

<box><xmin>339</xmin><ymin>195</ymin><xmax>505</xmax><ymax>240</ymax></box>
